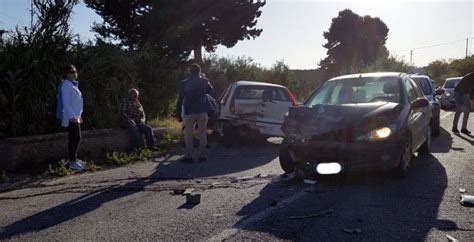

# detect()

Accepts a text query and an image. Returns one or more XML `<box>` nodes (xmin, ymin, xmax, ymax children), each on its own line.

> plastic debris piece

<box><xmin>183</xmin><ymin>188</ymin><xmax>194</xmax><ymax>195</ymax></box>
<box><xmin>459</xmin><ymin>188</ymin><xmax>466</xmax><ymax>193</ymax></box>
<box><xmin>460</xmin><ymin>194</ymin><xmax>474</xmax><ymax>206</ymax></box>
<box><xmin>446</xmin><ymin>234</ymin><xmax>459</xmax><ymax>242</ymax></box>
<box><xmin>290</xmin><ymin>209</ymin><xmax>333</xmax><ymax>220</ymax></box>
<box><xmin>303</xmin><ymin>179</ymin><xmax>317</xmax><ymax>185</ymax></box>
<box><xmin>186</xmin><ymin>193</ymin><xmax>201</xmax><ymax>204</ymax></box>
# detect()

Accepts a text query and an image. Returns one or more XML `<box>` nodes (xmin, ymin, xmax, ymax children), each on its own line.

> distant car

<box><xmin>280</xmin><ymin>72</ymin><xmax>432</xmax><ymax>177</ymax></box>
<box><xmin>410</xmin><ymin>75</ymin><xmax>444</xmax><ymax>136</ymax></box>
<box><xmin>217</xmin><ymin>81</ymin><xmax>297</xmax><ymax>146</ymax></box>
<box><xmin>440</xmin><ymin>77</ymin><xmax>462</xmax><ymax>109</ymax></box>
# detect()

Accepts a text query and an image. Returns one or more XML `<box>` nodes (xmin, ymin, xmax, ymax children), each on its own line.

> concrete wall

<box><xmin>0</xmin><ymin>127</ymin><xmax>180</xmax><ymax>171</ymax></box>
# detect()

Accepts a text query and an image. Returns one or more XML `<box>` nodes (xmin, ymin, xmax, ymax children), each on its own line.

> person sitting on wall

<box><xmin>120</xmin><ymin>88</ymin><xmax>155</xmax><ymax>151</ymax></box>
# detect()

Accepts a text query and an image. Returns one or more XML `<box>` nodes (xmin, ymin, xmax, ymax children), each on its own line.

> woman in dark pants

<box><xmin>59</xmin><ymin>65</ymin><xmax>84</xmax><ymax>171</ymax></box>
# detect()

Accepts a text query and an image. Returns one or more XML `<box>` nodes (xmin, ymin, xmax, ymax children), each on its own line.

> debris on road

<box><xmin>343</xmin><ymin>228</ymin><xmax>363</xmax><ymax>234</ymax></box>
<box><xmin>446</xmin><ymin>234</ymin><xmax>459</xmax><ymax>242</ymax></box>
<box><xmin>186</xmin><ymin>193</ymin><xmax>201</xmax><ymax>204</ymax></box>
<box><xmin>255</xmin><ymin>173</ymin><xmax>268</xmax><ymax>178</ymax></box>
<box><xmin>460</xmin><ymin>195</ymin><xmax>474</xmax><ymax>206</ymax></box>
<box><xmin>290</xmin><ymin>209</ymin><xmax>333</xmax><ymax>220</ymax></box>
<box><xmin>303</xmin><ymin>179</ymin><xmax>317</xmax><ymax>185</ymax></box>
<box><xmin>172</xmin><ymin>189</ymin><xmax>186</xmax><ymax>195</ymax></box>
<box><xmin>281</xmin><ymin>172</ymin><xmax>297</xmax><ymax>181</ymax></box>
<box><xmin>183</xmin><ymin>188</ymin><xmax>194</xmax><ymax>195</ymax></box>
<box><xmin>459</xmin><ymin>188</ymin><xmax>466</xmax><ymax>193</ymax></box>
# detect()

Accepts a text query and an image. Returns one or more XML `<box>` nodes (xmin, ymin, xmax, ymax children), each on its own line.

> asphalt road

<box><xmin>0</xmin><ymin>110</ymin><xmax>473</xmax><ymax>241</ymax></box>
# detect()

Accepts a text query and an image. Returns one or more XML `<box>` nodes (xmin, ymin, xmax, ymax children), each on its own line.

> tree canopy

<box><xmin>319</xmin><ymin>9</ymin><xmax>389</xmax><ymax>79</ymax></box>
<box><xmin>84</xmin><ymin>0</ymin><xmax>266</xmax><ymax>63</ymax></box>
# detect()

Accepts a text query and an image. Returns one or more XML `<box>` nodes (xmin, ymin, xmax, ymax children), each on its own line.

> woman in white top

<box><xmin>60</xmin><ymin>65</ymin><xmax>84</xmax><ymax>171</ymax></box>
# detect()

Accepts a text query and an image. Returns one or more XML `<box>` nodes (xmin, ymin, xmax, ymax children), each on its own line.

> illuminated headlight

<box><xmin>445</xmin><ymin>93</ymin><xmax>451</xmax><ymax>97</ymax></box>
<box><xmin>357</xmin><ymin>125</ymin><xmax>394</xmax><ymax>142</ymax></box>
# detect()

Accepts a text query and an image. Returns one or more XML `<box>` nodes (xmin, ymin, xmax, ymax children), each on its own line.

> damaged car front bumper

<box><xmin>283</xmin><ymin>138</ymin><xmax>404</xmax><ymax>171</ymax></box>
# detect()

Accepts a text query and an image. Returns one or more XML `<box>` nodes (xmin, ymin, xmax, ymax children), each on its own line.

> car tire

<box><xmin>418</xmin><ymin>127</ymin><xmax>431</xmax><ymax>155</ymax></box>
<box><xmin>279</xmin><ymin>145</ymin><xmax>296</xmax><ymax>173</ymax></box>
<box><xmin>395</xmin><ymin>135</ymin><xmax>412</xmax><ymax>178</ymax></box>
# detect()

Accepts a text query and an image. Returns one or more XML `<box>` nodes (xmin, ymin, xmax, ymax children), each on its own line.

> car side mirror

<box><xmin>412</xmin><ymin>98</ymin><xmax>429</xmax><ymax>109</ymax></box>
<box><xmin>435</xmin><ymin>89</ymin><xmax>445</xmax><ymax>95</ymax></box>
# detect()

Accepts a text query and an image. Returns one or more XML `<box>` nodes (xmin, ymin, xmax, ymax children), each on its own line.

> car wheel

<box><xmin>418</xmin><ymin>127</ymin><xmax>431</xmax><ymax>155</ymax></box>
<box><xmin>395</xmin><ymin>135</ymin><xmax>412</xmax><ymax>178</ymax></box>
<box><xmin>279</xmin><ymin>145</ymin><xmax>296</xmax><ymax>173</ymax></box>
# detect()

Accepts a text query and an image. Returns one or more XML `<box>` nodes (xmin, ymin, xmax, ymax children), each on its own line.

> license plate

<box><xmin>316</xmin><ymin>162</ymin><xmax>342</xmax><ymax>175</ymax></box>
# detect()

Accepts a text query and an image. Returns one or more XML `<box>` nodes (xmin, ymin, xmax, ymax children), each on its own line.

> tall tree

<box><xmin>319</xmin><ymin>9</ymin><xmax>389</xmax><ymax>79</ymax></box>
<box><xmin>84</xmin><ymin>0</ymin><xmax>266</xmax><ymax>63</ymax></box>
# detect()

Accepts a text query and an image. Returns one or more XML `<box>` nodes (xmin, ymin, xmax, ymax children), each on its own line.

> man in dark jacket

<box><xmin>176</xmin><ymin>64</ymin><xmax>214</xmax><ymax>162</ymax></box>
<box><xmin>452</xmin><ymin>72</ymin><xmax>474</xmax><ymax>134</ymax></box>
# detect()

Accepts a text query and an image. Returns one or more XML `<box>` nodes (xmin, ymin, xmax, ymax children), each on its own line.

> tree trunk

<box><xmin>193</xmin><ymin>42</ymin><xmax>203</xmax><ymax>65</ymax></box>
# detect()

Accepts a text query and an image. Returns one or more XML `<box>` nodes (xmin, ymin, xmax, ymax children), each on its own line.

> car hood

<box><xmin>282</xmin><ymin>102</ymin><xmax>403</xmax><ymax>139</ymax></box>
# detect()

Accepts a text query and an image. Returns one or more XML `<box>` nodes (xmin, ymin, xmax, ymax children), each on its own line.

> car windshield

<box><xmin>444</xmin><ymin>79</ymin><xmax>460</xmax><ymax>88</ymax></box>
<box><xmin>306</xmin><ymin>76</ymin><xmax>401</xmax><ymax>106</ymax></box>
<box><xmin>412</xmin><ymin>77</ymin><xmax>432</xmax><ymax>95</ymax></box>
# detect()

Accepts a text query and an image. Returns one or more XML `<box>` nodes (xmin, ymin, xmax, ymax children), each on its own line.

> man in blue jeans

<box><xmin>452</xmin><ymin>72</ymin><xmax>474</xmax><ymax>134</ymax></box>
<box><xmin>120</xmin><ymin>88</ymin><xmax>155</xmax><ymax>151</ymax></box>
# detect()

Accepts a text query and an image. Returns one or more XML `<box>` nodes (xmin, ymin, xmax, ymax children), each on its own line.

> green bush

<box><xmin>47</xmin><ymin>159</ymin><xmax>70</xmax><ymax>177</ymax></box>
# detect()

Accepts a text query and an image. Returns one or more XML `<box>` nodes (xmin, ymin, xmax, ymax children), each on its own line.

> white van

<box><xmin>216</xmin><ymin>81</ymin><xmax>297</xmax><ymax>145</ymax></box>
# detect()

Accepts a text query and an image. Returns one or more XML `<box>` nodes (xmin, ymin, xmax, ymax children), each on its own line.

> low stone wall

<box><xmin>0</xmin><ymin>127</ymin><xmax>180</xmax><ymax>172</ymax></box>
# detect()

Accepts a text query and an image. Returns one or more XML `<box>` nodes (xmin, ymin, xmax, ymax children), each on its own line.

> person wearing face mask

<box><xmin>57</xmin><ymin>65</ymin><xmax>84</xmax><ymax>171</ymax></box>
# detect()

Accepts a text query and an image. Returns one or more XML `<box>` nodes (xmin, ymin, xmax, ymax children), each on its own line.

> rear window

<box><xmin>444</xmin><ymin>79</ymin><xmax>460</xmax><ymax>88</ymax></box>
<box><xmin>411</xmin><ymin>77</ymin><xmax>432</xmax><ymax>95</ymax></box>
<box><xmin>234</xmin><ymin>86</ymin><xmax>290</xmax><ymax>101</ymax></box>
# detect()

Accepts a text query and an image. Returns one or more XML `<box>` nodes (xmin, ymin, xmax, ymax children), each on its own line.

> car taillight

<box><xmin>286</xmin><ymin>89</ymin><xmax>297</xmax><ymax>106</ymax></box>
<box><xmin>230</xmin><ymin>99</ymin><xmax>236</xmax><ymax>114</ymax></box>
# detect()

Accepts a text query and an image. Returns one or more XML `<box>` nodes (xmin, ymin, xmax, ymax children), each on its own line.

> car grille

<box><xmin>312</xmin><ymin>128</ymin><xmax>355</xmax><ymax>143</ymax></box>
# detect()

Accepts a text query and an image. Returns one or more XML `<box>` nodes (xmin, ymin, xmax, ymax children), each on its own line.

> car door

<box><xmin>258</xmin><ymin>87</ymin><xmax>292</xmax><ymax>125</ymax></box>
<box><xmin>405</xmin><ymin>78</ymin><xmax>430</xmax><ymax>149</ymax></box>
<box><xmin>232</xmin><ymin>86</ymin><xmax>265</xmax><ymax>116</ymax></box>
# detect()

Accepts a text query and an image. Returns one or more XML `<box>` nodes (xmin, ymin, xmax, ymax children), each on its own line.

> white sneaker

<box><xmin>76</xmin><ymin>159</ymin><xmax>86</xmax><ymax>168</ymax></box>
<box><xmin>69</xmin><ymin>160</ymin><xmax>85</xmax><ymax>171</ymax></box>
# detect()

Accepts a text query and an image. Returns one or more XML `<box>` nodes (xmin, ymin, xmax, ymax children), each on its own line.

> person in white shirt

<box><xmin>60</xmin><ymin>65</ymin><xmax>84</xmax><ymax>171</ymax></box>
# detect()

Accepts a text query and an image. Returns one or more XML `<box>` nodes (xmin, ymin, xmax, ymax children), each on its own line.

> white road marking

<box><xmin>441</xmin><ymin>112</ymin><xmax>452</xmax><ymax>120</ymax></box>
<box><xmin>208</xmin><ymin>188</ymin><xmax>308</xmax><ymax>241</ymax></box>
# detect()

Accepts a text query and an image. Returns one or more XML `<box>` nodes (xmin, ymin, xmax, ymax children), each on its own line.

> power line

<box><xmin>391</xmin><ymin>38</ymin><xmax>473</xmax><ymax>53</ymax></box>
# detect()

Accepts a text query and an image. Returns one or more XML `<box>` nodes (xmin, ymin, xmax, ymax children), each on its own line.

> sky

<box><xmin>1</xmin><ymin>0</ymin><xmax>473</xmax><ymax>69</ymax></box>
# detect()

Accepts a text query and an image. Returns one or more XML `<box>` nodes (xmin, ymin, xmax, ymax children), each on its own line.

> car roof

<box><xmin>445</xmin><ymin>77</ymin><xmax>462</xmax><ymax>81</ymax></box>
<box><xmin>410</xmin><ymin>75</ymin><xmax>431</xmax><ymax>79</ymax></box>
<box><xmin>235</xmin><ymin>81</ymin><xmax>286</xmax><ymax>88</ymax></box>
<box><xmin>328</xmin><ymin>72</ymin><xmax>404</xmax><ymax>81</ymax></box>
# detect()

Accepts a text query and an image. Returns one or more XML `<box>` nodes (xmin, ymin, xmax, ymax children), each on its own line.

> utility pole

<box><xmin>466</xmin><ymin>38</ymin><xmax>469</xmax><ymax>58</ymax></box>
<box><xmin>410</xmin><ymin>50</ymin><xmax>413</xmax><ymax>66</ymax></box>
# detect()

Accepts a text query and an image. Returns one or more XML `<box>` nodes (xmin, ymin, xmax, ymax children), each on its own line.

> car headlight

<box><xmin>357</xmin><ymin>125</ymin><xmax>395</xmax><ymax>142</ymax></box>
<box><xmin>445</xmin><ymin>93</ymin><xmax>451</xmax><ymax>97</ymax></box>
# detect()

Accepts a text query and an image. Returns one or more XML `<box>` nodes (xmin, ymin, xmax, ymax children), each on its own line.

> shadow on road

<box><xmin>453</xmin><ymin>133</ymin><xmax>474</xmax><ymax>145</ymax></box>
<box><xmin>152</xmin><ymin>142</ymin><xmax>278</xmax><ymax>179</ymax></box>
<box><xmin>234</xmin><ymin>149</ymin><xmax>455</xmax><ymax>240</ymax></box>
<box><xmin>431</xmin><ymin>127</ymin><xmax>453</xmax><ymax>153</ymax></box>
<box><xmin>0</xmin><ymin>168</ymin><xmax>161</xmax><ymax>240</ymax></box>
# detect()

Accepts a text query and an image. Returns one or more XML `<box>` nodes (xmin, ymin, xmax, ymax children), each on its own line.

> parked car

<box><xmin>279</xmin><ymin>72</ymin><xmax>432</xmax><ymax>177</ymax></box>
<box><xmin>216</xmin><ymin>81</ymin><xmax>297</xmax><ymax>146</ymax></box>
<box><xmin>440</xmin><ymin>77</ymin><xmax>462</xmax><ymax>109</ymax></box>
<box><xmin>410</xmin><ymin>74</ymin><xmax>444</xmax><ymax>136</ymax></box>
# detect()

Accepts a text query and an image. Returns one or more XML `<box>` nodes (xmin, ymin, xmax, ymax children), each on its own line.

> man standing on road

<box><xmin>176</xmin><ymin>64</ymin><xmax>214</xmax><ymax>163</ymax></box>
<box><xmin>452</xmin><ymin>72</ymin><xmax>474</xmax><ymax>134</ymax></box>
<box><xmin>120</xmin><ymin>88</ymin><xmax>155</xmax><ymax>151</ymax></box>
